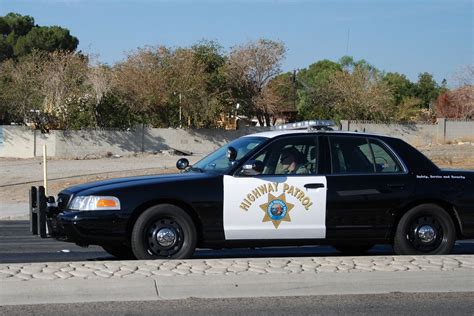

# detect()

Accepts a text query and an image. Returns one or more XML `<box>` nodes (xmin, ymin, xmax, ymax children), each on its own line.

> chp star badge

<box><xmin>259</xmin><ymin>193</ymin><xmax>295</xmax><ymax>229</ymax></box>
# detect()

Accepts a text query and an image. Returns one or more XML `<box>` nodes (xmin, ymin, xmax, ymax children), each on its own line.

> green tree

<box><xmin>382</xmin><ymin>72</ymin><xmax>414</xmax><ymax>105</ymax></box>
<box><xmin>296</xmin><ymin>59</ymin><xmax>342</xmax><ymax>120</ymax></box>
<box><xmin>414</xmin><ymin>72</ymin><xmax>440</xmax><ymax>108</ymax></box>
<box><xmin>191</xmin><ymin>40</ymin><xmax>229</xmax><ymax>117</ymax></box>
<box><xmin>0</xmin><ymin>12</ymin><xmax>78</xmax><ymax>62</ymax></box>
<box><xmin>14</xmin><ymin>26</ymin><xmax>79</xmax><ymax>57</ymax></box>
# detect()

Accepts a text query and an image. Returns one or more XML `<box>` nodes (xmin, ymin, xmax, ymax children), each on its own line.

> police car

<box><xmin>30</xmin><ymin>120</ymin><xmax>474</xmax><ymax>260</ymax></box>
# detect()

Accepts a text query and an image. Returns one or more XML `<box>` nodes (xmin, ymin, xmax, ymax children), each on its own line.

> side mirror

<box><xmin>176</xmin><ymin>158</ymin><xmax>189</xmax><ymax>170</ymax></box>
<box><xmin>227</xmin><ymin>146</ymin><xmax>237</xmax><ymax>161</ymax></box>
<box><xmin>240</xmin><ymin>160</ymin><xmax>264</xmax><ymax>176</ymax></box>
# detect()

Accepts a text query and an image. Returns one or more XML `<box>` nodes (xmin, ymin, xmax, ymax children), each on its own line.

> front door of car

<box><xmin>324</xmin><ymin>135</ymin><xmax>415</xmax><ymax>239</ymax></box>
<box><xmin>223</xmin><ymin>135</ymin><xmax>327</xmax><ymax>240</ymax></box>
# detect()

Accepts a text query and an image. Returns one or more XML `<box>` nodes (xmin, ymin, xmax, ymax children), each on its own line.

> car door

<box><xmin>223</xmin><ymin>135</ymin><xmax>327</xmax><ymax>240</ymax></box>
<box><xmin>324</xmin><ymin>135</ymin><xmax>415</xmax><ymax>240</ymax></box>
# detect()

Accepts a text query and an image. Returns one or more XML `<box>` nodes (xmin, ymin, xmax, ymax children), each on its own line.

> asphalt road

<box><xmin>1</xmin><ymin>220</ymin><xmax>474</xmax><ymax>263</ymax></box>
<box><xmin>1</xmin><ymin>293</ymin><xmax>473</xmax><ymax>316</ymax></box>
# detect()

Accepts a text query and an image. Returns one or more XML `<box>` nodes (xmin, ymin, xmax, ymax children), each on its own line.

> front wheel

<box><xmin>393</xmin><ymin>204</ymin><xmax>456</xmax><ymax>255</ymax></box>
<box><xmin>102</xmin><ymin>244</ymin><xmax>136</xmax><ymax>260</ymax></box>
<box><xmin>131</xmin><ymin>204</ymin><xmax>197</xmax><ymax>260</ymax></box>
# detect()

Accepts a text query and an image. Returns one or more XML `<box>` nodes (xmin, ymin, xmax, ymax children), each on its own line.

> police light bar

<box><xmin>271</xmin><ymin>120</ymin><xmax>336</xmax><ymax>131</ymax></box>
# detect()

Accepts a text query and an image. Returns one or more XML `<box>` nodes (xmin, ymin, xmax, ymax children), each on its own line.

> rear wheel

<box><xmin>393</xmin><ymin>204</ymin><xmax>455</xmax><ymax>255</ymax></box>
<box><xmin>131</xmin><ymin>204</ymin><xmax>197</xmax><ymax>260</ymax></box>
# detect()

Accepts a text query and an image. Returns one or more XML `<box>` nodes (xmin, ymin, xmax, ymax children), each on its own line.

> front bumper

<box><xmin>30</xmin><ymin>186</ymin><xmax>128</xmax><ymax>246</ymax></box>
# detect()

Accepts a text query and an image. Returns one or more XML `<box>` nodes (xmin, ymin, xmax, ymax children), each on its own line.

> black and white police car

<box><xmin>30</xmin><ymin>120</ymin><xmax>474</xmax><ymax>259</ymax></box>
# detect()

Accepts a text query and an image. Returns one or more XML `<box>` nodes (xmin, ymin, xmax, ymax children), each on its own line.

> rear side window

<box><xmin>329</xmin><ymin>136</ymin><xmax>403</xmax><ymax>174</ymax></box>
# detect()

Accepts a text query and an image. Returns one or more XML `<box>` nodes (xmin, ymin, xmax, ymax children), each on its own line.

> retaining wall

<box><xmin>0</xmin><ymin>126</ymin><xmax>262</xmax><ymax>158</ymax></box>
<box><xmin>340</xmin><ymin>119</ymin><xmax>474</xmax><ymax>146</ymax></box>
<box><xmin>1</xmin><ymin>119</ymin><xmax>473</xmax><ymax>158</ymax></box>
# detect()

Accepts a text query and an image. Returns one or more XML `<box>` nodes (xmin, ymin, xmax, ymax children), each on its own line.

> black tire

<box><xmin>102</xmin><ymin>245</ymin><xmax>136</xmax><ymax>260</ymax></box>
<box><xmin>332</xmin><ymin>243</ymin><xmax>374</xmax><ymax>255</ymax></box>
<box><xmin>393</xmin><ymin>204</ymin><xmax>456</xmax><ymax>255</ymax></box>
<box><xmin>131</xmin><ymin>204</ymin><xmax>197</xmax><ymax>260</ymax></box>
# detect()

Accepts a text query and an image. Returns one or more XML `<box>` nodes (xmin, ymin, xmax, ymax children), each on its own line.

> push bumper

<box><xmin>29</xmin><ymin>186</ymin><xmax>65</xmax><ymax>239</ymax></box>
<box><xmin>29</xmin><ymin>186</ymin><xmax>128</xmax><ymax>245</ymax></box>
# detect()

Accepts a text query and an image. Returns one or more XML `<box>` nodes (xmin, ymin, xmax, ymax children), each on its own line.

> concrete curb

<box><xmin>1</xmin><ymin>256</ymin><xmax>473</xmax><ymax>306</ymax></box>
<box><xmin>1</xmin><ymin>271</ymin><xmax>472</xmax><ymax>306</ymax></box>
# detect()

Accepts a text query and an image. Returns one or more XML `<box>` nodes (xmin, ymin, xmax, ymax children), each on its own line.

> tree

<box><xmin>0</xmin><ymin>12</ymin><xmax>78</xmax><ymax>62</ymax></box>
<box><xmin>163</xmin><ymin>47</ymin><xmax>209</xmax><ymax>127</ymax></box>
<box><xmin>113</xmin><ymin>47</ymin><xmax>168</xmax><ymax>126</ymax></box>
<box><xmin>436</xmin><ymin>85</ymin><xmax>474</xmax><ymax>119</ymax></box>
<box><xmin>414</xmin><ymin>72</ymin><xmax>440</xmax><ymax>108</ymax></box>
<box><xmin>327</xmin><ymin>65</ymin><xmax>393</xmax><ymax>121</ymax></box>
<box><xmin>191</xmin><ymin>40</ymin><xmax>229</xmax><ymax>124</ymax></box>
<box><xmin>86</xmin><ymin>62</ymin><xmax>112</xmax><ymax>126</ymax></box>
<box><xmin>382</xmin><ymin>72</ymin><xmax>414</xmax><ymax>106</ymax></box>
<box><xmin>296</xmin><ymin>60</ymin><xmax>342</xmax><ymax>120</ymax></box>
<box><xmin>452</xmin><ymin>65</ymin><xmax>474</xmax><ymax>87</ymax></box>
<box><xmin>225</xmin><ymin>39</ymin><xmax>286</xmax><ymax>126</ymax></box>
<box><xmin>0</xmin><ymin>52</ymin><xmax>44</xmax><ymax>125</ymax></box>
<box><xmin>14</xmin><ymin>26</ymin><xmax>79</xmax><ymax>57</ymax></box>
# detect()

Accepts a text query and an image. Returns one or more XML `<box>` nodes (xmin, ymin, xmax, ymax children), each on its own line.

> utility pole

<box><xmin>293</xmin><ymin>70</ymin><xmax>297</xmax><ymax>116</ymax></box>
<box><xmin>346</xmin><ymin>27</ymin><xmax>350</xmax><ymax>55</ymax></box>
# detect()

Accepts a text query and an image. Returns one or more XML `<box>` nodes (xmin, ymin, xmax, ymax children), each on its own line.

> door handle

<box><xmin>304</xmin><ymin>183</ymin><xmax>325</xmax><ymax>189</ymax></box>
<box><xmin>387</xmin><ymin>184</ymin><xmax>405</xmax><ymax>189</ymax></box>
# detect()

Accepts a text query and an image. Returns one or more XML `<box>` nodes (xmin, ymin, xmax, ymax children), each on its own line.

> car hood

<box><xmin>60</xmin><ymin>171</ymin><xmax>216</xmax><ymax>196</ymax></box>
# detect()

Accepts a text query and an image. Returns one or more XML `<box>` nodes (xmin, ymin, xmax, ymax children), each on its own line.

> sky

<box><xmin>1</xmin><ymin>0</ymin><xmax>473</xmax><ymax>85</ymax></box>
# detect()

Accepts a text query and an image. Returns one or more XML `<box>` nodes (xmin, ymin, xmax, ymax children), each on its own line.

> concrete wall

<box><xmin>0</xmin><ymin>126</ymin><xmax>55</xmax><ymax>158</ymax></box>
<box><xmin>340</xmin><ymin>119</ymin><xmax>474</xmax><ymax>146</ymax></box>
<box><xmin>0</xmin><ymin>126</ymin><xmax>262</xmax><ymax>159</ymax></box>
<box><xmin>1</xmin><ymin>119</ymin><xmax>473</xmax><ymax>159</ymax></box>
<box><xmin>445</xmin><ymin>120</ymin><xmax>474</xmax><ymax>142</ymax></box>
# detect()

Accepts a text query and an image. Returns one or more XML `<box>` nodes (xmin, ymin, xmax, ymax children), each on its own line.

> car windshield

<box><xmin>190</xmin><ymin>136</ymin><xmax>267</xmax><ymax>173</ymax></box>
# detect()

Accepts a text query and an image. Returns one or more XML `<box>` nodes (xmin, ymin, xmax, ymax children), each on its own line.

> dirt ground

<box><xmin>0</xmin><ymin>143</ymin><xmax>473</xmax><ymax>212</ymax></box>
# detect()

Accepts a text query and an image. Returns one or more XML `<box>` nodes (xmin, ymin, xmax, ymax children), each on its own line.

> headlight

<box><xmin>69</xmin><ymin>196</ymin><xmax>121</xmax><ymax>211</ymax></box>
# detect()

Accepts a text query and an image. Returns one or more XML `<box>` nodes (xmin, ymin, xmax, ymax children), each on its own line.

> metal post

<box><xmin>30</xmin><ymin>186</ymin><xmax>38</xmax><ymax>235</ymax></box>
<box><xmin>141</xmin><ymin>122</ymin><xmax>145</xmax><ymax>153</ymax></box>
<box><xmin>37</xmin><ymin>186</ymin><xmax>47</xmax><ymax>238</ymax></box>
<box><xmin>43</xmin><ymin>145</ymin><xmax>48</xmax><ymax>196</ymax></box>
<box><xmin>179</xmin><ymin>93</ymin><xmax>182</xmax><ymax>128</ymax></box>
<box><xmin>33</xmin><ymin>129</ymin><xmax>37</xmax><ymax>157</ymax></box>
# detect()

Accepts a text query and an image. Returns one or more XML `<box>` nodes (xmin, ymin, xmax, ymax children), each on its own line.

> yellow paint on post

<box><xmin>43</xmin><ymin>144</ymin><xmax>48</xmax><ymax>196</ymax></box>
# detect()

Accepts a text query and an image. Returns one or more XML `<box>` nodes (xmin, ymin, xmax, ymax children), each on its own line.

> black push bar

<box><xmin>30</xmin><ymin>186</ymin><xmax>48</xmax><ymax>238</ymax></box>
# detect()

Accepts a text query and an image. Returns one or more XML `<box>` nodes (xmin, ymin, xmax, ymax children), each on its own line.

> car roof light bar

<box><xmin>272</xmin><ymin>120</ymin><xmax>336</xmax><ymax>131</ymax></box>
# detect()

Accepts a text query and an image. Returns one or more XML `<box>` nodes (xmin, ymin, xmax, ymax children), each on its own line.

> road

<box><xmin>1</xmin><ymin>220</ymin><xmax>474</xmax><ymax>263</ymax></box>
<box><xmin>1</xmin><ymin>293</ymin><xmax>473</xmax><ymax>316</ymax></box>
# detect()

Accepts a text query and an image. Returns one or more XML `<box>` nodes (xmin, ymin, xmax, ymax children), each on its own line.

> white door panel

<box><xmin>223</xmin><ymin>175</ymin><xmax>327</xmax><ymax>240</ymax></box>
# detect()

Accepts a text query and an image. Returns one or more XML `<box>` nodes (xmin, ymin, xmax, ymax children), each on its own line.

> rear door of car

<box><xmin>324</xmin><ymin>134</ymin><xmax>415</xmax><ymax>240</ymax></box>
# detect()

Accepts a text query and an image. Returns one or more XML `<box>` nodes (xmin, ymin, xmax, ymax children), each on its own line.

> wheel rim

<box><xmin>145</xmin><ymin>218</ymin><xmax>184</xmax><ymax>257</ymax></box>
<box><xmin>406</xmin><ymin>215</ymin><xmax>446</xmax><ymax>253</ymax></box>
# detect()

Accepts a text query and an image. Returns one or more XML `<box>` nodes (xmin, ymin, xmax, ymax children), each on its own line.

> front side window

<box><xmin>329</xmin><ymin>136</ymin><xmax>403</xmax><ymax>174</ymax></box>
<box><xmin>192</xmin><ymin>136</ymin><xmax>266</xmax><ymax>173</ymax></box>
<box><xmin>241</xmin><ymin>135</ymin><xmax>319</xmax><ymax>176</ymax></box>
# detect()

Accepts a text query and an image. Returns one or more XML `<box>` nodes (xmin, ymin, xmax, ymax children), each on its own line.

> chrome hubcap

<box><xmin>417</xmin><ymin>225</ymin><xmax>436</xmax><ymax>243</ymax></box>
<box><xmin>155</xmin><ymin>228</ymin><xmax>177</xmax><ymax>247</ymax></box>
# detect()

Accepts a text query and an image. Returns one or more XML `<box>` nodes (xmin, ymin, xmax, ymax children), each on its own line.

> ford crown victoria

<box><xmin>30</xmin><ymin>121</ymin><xmax>474</xmax><ymax>259</ymax></box>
